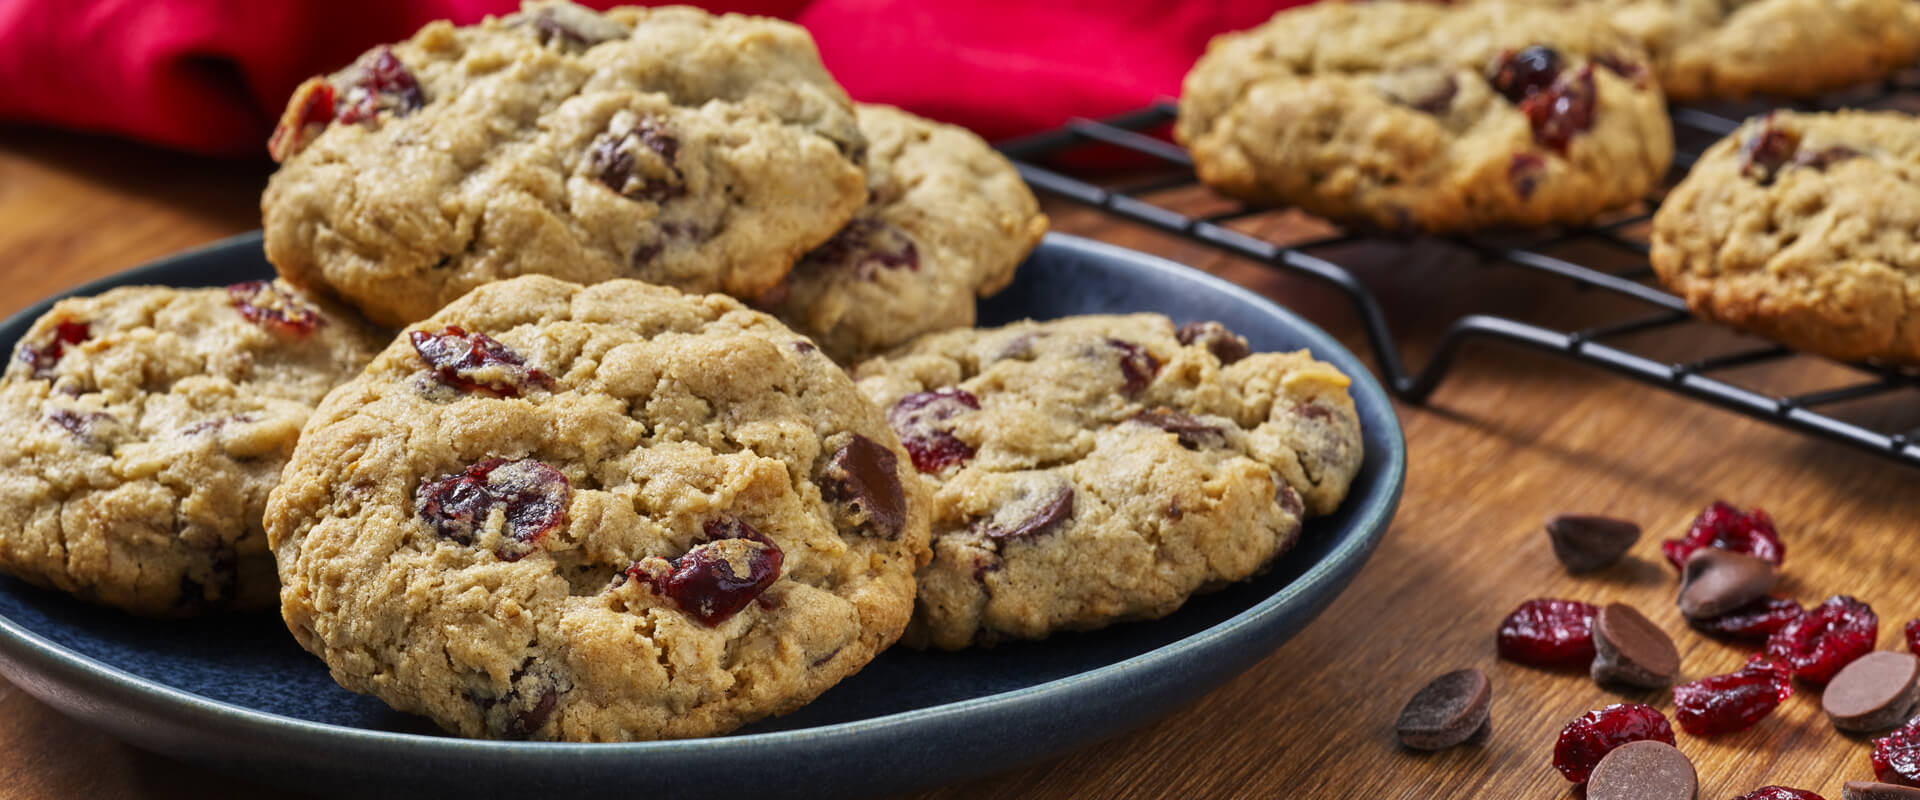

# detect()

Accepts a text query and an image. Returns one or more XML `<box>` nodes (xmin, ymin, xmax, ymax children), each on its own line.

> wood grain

<box><xmin>1</xmin><ymin>125</ymin><xmax>1917</xmax><ymax>800</ymax></box>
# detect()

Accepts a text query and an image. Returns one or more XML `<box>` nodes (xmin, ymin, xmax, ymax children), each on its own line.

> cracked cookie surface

<box><xmin>262</xmin><ymin>0</ymin><xmax>866</xmax><ymax>327</ymax></box>
<box><xmin>1652</xmin><ymin>110</ymin><xmax>1920</xmax><ymax>364</ymax></box>
<box><xmin>853</xmin><ymin>315</ymin><xmax>1362</xmax><ymax>650</ymax></box>
<box><xmin>1500</xmin><ymin>0</ymin><xmax>1920</xmax><ymax>101</ymax></box>
<box><xmin>0</xmin><ymin>282</ymin><xmax>382</xmax><ymax>616</ymax></box>
<box><xmin>773</xmin><ymin>104</ymin><xmax>1048</xmax><ymax>363</ymax></box>
<box><xmin>1175</xmin><ymin>0</ymin><xmax>1672</xmax><ymax>232</ymax></box>
<box><xmin>266</xmin><ymin>276</ymin><xmax>930</xmax><ymax>741</ymax></box>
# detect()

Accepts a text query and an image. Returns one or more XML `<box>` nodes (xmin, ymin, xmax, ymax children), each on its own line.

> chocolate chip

<box><xmin>1587</xmin><ymin>741</ymin><xmax>1696</xmax><ymax>800</ymax></box>
<box><xmin>1277</xmin><ymin>484</ymin><xmax>1303</xmax><ymax>519</ymax></box>
<box><xmin>1845</xmin><ymin>782</ymin><xmax>1920</xmax><ymax>800</ymax></box>
<box><xmin>1107</xmin><ymin>339</ymin><xmax>1160</xmax><ymax>395</ymax></box>
<box><xmin>1824</xmin><ymin>652</ymin><xmax>1920</xmax><ymax>733</ymax></box>
<box><xmin>983</xmin><ymin>485</ymin><xmax>1073</xmax><ymax>541</ymax></box>
<box><xmin>1129</xmin><ymin>408</ymin><xmax>1228</xmax><ymax>450</ymax></box>
<box><xmin>1395</xmin><ymin>668</ymin><xmax>1492</xmax><ymax>751</ymax></box>
<box><xmin>824</xmin><ymin>434</ymin><xmax>907</xmax><ymax>538</ymax></box>
<box><xmin>1509</xmin><ymin>152</ymin><xmax>1545</xmax><ymax>200</ymax></box>
<box><xmin>1678</xmin><ymin>548</ymin><xmax>1778</xmax><ymax>619</ymax></box>
<box><xmin>1176</xmin><ymin>321</ymin><xmax>1251</xmax><ymax>365</ymax></box>
<box><xmin>1545</xmin><ymin>514</ymin><xmax>1639</xmax><ymax>572</ymax></box>
<box><xmin>1794</xmin><ymin>145</ymin><xmax>1863</xmax><ymax>170</ymax></box>
<box><xmin>1590</xmin><ymin>603</ymin><xmax>1680</xmax><ymax>689</ymax></box>
<box><xmin>507</xmin><ymin>685</ymin><xmax>559</xmax><ymax>740</ymax></box>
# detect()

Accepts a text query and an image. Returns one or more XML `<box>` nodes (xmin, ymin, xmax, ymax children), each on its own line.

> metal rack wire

<box><xmin>996</xmin><ymin>94</ymin><xmax>1920</xmax><ymax>470</ymax></box>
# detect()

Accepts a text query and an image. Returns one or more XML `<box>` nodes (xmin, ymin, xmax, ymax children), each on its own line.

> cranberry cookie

<box><xmin>1176</xmin><ymin>1</ymin><xmax>1672</xmax><ymax>232</ymax></box>
<box><xmin>0</xmin><ymin>282</ymin><xmax>382</xmax><ymax>616</ymax></box>
<box><xmin>1507</xmin><ymin>0</ymin><xmax>1920</xmax><ymax>102</ymax></box>
<box><xmin>262</xmin><ymin>1</ymin><xmax>866</xmax><ymax>327</ymax></box>
<box><xmin>853</xmin><ymin>315</ymin><xmax>1363</xmax><ymax>650</ymax></box>
<box><xmin>1652</xmin><ymin>111</ymin><xmax>1920</xmax><ymax>364</ymax></box>
<box><xmin>266</xmin><ymin>276</ymin><xmax>931</xmax><ymax>741</ymax></box>
<box><xmin>773</xmin><ymin>104</ymin><xmax>1049</xmax><ymax>363</ymax></box>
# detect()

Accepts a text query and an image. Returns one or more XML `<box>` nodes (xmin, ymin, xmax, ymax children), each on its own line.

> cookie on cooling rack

<box><xmin>853</xmin><ymin>315</ymin><xmax>1363</xmax><ymax>650</ymax></box>
<box><xmin>262</xmin><ymin>1</ymin><xmax>867</xmax><ymax>327</ymax></box>
<box><xmin>266</xmin><ymin>276</ymin><xmax>931</xmax><ymax>741</ymax></box>
<box><xmin>1498</xmin><ymin>0</ymin><xmax>1920</xmax><ymax>102</ymax></box>
<box><xmin>0</xmin><ymin>282</ymin><xmax>383</xmax><ymax>616</ymax></box>
<box><xmin>1175</xmin><ymin>1</ymin><xmax>1672</xmax><ymax>233</ymax></box>
<box><xmin>1652</xmin><ymin>111</ymin><xmax>1920</xmax><ymax>364</ymax></box>
<box><xmin>773</xmin><ymin>104</ymin><xmax>1049</xmax><ymax>363</ymax></box>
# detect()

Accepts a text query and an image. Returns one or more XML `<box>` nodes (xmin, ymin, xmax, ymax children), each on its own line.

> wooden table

<box><xmin>2</xmin><ymin>124</ymin><xmax>1915</xmax><ymax>800</ymax></box>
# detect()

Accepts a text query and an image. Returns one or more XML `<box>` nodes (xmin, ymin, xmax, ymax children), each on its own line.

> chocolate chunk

<box><xmin>1395</xmin><ymin>668</ymin><xmax>1492</xmax><ymax>751</ymax></box>
<box><xmin>983</xmin><ymin>485</ymin><xmax>1073</xmax><ymax>541</ymax></box>
<box><xmin>1845</xmin><ymin>782</ymin><xmax>1920</xmax><ymax>800</ymax></box>
<box><xmin>1176</xmin><ymin>320</ymin><xmax>1251</xmax><ymax>365</ymax></box>
<box><xmin>1107</xmin><ymin>339</ymin><xmax>1160</xmax><ymax>395</ymax></box>
<box><xmin>1130</xmin><ymin>408</ymin><xmax>1229</xmax><ymax>450</ymax></box>
<box><xmin>1678</xmin><ymin>548</ymin><xmax>1778</xmax><ymax>619</ymax></box>
<box><xmin>1546</xmin><ymin>514</ymin><xmax>1639</xmax><ymax>572</ymax></box>
<box><xmin>1591</xmin><ymin>603</ymin><xmax>1680</xmax><ymax>689</ymax></box>
<box><xmin>1824</xmin><ymin>652</ymin><xmax>1920</xmax><ymax>733</ymax></box>
<box><xmin>824</xmin><ymin>434</ymin><xmax>907</xmax><ymax>538</ymax></box>
<box><xmin>1587</xmin><ymin>741</ymin><xmax>1697</xmax><ymax>800</ymax></box>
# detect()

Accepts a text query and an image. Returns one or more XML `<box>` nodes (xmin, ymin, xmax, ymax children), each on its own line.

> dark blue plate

<box><xmin>0</xmin><ymin>232</ymin><xmax>1403</xmax><ymax>799</ymax></box>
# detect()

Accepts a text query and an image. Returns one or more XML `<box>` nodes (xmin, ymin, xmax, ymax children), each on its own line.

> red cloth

<box><xmin>0</xmin><ymin>0</ymin><xmax>1308</xmax><ymax>156</ymax></box>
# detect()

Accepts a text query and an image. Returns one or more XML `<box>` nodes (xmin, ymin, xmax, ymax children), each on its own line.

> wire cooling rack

<box><xmin>995</xmin><ymin>86</ymin><xmax>1920</xmax><ymax>470</ymax></box>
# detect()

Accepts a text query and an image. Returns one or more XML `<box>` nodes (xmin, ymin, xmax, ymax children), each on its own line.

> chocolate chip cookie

<box><xmin>773</xmin><ymin>104</ymin><xmax>1048</xmax><ymax>363</ymax></box>
<box><xmin>262</xmin><ymin>1</ymin><xmax>867</xmax><ymax>327</ymax></box>
<box><xmin>266</xmin><ymin>275</ymin><xmax>931</xmax><ymax>741</ymax></box>
<box><xmin>0</xmin><ymin>282</ymin><xmax>382</xmax><ymax>616</ymax></box>
<box><xmin>853</xmin><ymin>315</ymin><xmax>1363</xmax><ymax>650</ymax></box>
<box><xmin>1507</xmin><ymin>0</ymin><xmax>1920</xmax><ymax>102</ymax></box>
<box><xmin>1176</xmin><ymin>1</ymin><xmax>1673</xmax><ymax>232</ymax></box>
<box><xmin>1652</xmin><ymin>111</ymin><xmax>1920</xmax><ymax>364</ymax></box>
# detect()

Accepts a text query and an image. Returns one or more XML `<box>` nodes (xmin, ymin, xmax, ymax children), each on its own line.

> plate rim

<box><xmin>0</xmin><ymin>230</ymin><xmax>1405</xmax><ymax>762</ymax></box>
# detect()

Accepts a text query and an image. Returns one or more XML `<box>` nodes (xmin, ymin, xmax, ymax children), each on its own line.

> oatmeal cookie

<box><xmin>262</xmin><ymin>1</ymin><xmax>867</xmax><ymax>327</ymax></box>
<box><xmin>1176</xmin><ymin>1</ymin><xmax>1672</xmax><ymax>232</ymax></box>
<box><xmin>266</xmin><ymin>275</ymin><xmax>931</xmax><ymax>741</ymax></box>
<box><xmin>0</xmin><ymin>281</ymin><xmax>382</xmax><ymax>616</ymax></box>
<box><xmin>1652</xmin><ymin>110</ymin><xmax>1920</xmax><ymax>364</ymax></box>
<box><xmin>854</xmin><ymin>315</ymin><xmax>1363</xmax><ymax>650</ymax></box>
<box><xmin>773</xmin><ymin>104</ymin><xmax>1048</xmax><ymax>363</ymax></box>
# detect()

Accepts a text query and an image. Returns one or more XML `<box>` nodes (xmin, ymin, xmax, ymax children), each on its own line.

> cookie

<box><xmin>773</xmin><ymin>104</ymin><xmax>1049</xmax><ymax>363</ymax></box>
<box><xmin>1505</xmin><ymin>0</ymin><xmax>1920</xmax><ymax>102</ymax></box>
<box><xmin>0</xmin><ymin>282</ymin><xmax>382</xmax><ymax>616</ymax></box>
<box><xmin>262</xmin><ymin>1</ymin><xmax>868</xmax><ymax>327</ymax></box>
<box><xmin>1175</xmin><ymin>1</ymin><xmax>1673</xmax><ymax>233</ymax></box>
<box><xmin>853</xmin><ymin>315</ymin><xmax>1363</xmax><ymax>649</ymax></box>
<box><xmin>265</xmin><ymin>275</ymin><xmax>931</xmax><ymax>741</ymax></box>
<box><xmin>1651</xmin><ymin>110</ymin><xmax>1920</xmax><ymax>364</ymax></box>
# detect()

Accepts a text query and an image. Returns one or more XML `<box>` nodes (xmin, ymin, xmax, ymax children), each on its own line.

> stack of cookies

<box><xmin>1177</xmin><ymin>0</ymin><xmax>1920</xmax><ymax>365</ymax></box>
<box><xmin>0</xmin><ymin>1</ymin><xmax>1367</xmax><ymax>743</ymax></box>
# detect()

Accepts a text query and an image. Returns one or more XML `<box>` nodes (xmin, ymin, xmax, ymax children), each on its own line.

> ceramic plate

<box><xmin>0</xmin><ymin>232</ymin><xmax>1404</xmax><ymax>798</ymax></box>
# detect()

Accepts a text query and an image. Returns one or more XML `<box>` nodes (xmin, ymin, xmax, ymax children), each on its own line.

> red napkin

<box><xmin>0</xmin><ymin>0</ymin><xmax>1309</xmax><ymax>156</ymax></box>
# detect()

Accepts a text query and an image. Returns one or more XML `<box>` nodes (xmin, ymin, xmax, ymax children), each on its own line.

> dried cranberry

<box><xmin>1108</xmin><ymin>339</ymin><xmax>1160</xmax><ymax>395</ymax></box>
<box><xmin>416</xmin><ymin>458</ymin><xmax>571</xmax><ymax>562</ymax></box>
<box><xmin>1130</xmin><ymin>408</ymin><xmax>1228</xmax><ymax>450</ymax></box>
<box><xmin>1552</xmin><ymin>703</ymin><xmax>1675</xmax><ymax>783</ymax></box>
<box><xmin>801</xmin><ymin>218</ymin><xmax>920</xmax><ymax>278</ymax></box>
<box><xmin>1907</xmin><ymin>619</ymin><xmax>1920</xmax><ymax>656</ymax></box>
<box><xmin>1497</xmin><ymin>598</ymin><xmax>1598</xmax><ymax>670</ymax></box>
<box><xmin>1740</xmin><ymin>114</ymin><xmax>1801</xmax><ymax>184</ymax></box>
<box><xmin>589</xmin><ymin>117</ymin><xmax>683</xmax><ymax>202</ymax></box>
<box><xmin>335</xmin><ymin>47</ymin><xmax>425</xmax><ymax>124</ymax></box>
<box><xmin>888</xmin><ymin>389</ymin><xmax>979</xmax><ymax>473</ymax></box>
<box><xmin>1874</xmin><ymin>716</ymin><xmax>1920</xmax><ymax>786</ymax></box>
<box><xmin>1672</xmin><ymin>654</ymin><xmax>1793</xmax><ymax>736</ymax></box>
<box><xmin>16</xmin><ymin>318</ymin><xmax>90</xmax><ymax>380</ymax></box>
<box><xmin>1765</xmin><ymin>595</ymin><xmax>1878</xmax><ymax>685</ymax></box>
<box><xmin>1662</xmin><ymin>501</ymin><xmax>1785</xmax><ymax>570</ymax></box>
<box><xmin>228</xmin><ymin>281</ymin><xmax>324</xmax><ymax>338</ymax></box>
<box><xmin>45</xmin><ymin>409</ymin><xmax>109</xmax><ymax>441</ymax></box>
<box><xmin>410</xmin><ymin>325</ymin><xmax>552</xmax><ymax>398</ymax></box>
<box><xmin>267</xmin><ymin>78</ymin><xmax>337</xmax><ymax>163</ymax></box>
<box><xmin>1490</xmin><ymin>45</ymin><xmax>1563</xmax><ymax>103</ymax></box>
<box><xmin>1519</xmin><ymin>66</ymin><xmax>1595</xmax><ymax>155</ymax></box>
<box><xmin>1690</xmin><ymin>595</ymin><xmax>1804</xmax><ymax>641</ymax></box>
<box><xmin>1508</xmin><ymin>153</ymin><xmax>1545</xmax><ymax>200</ymax></box>
<box><xmin>629</xmin><ymin>518</ymin><xmax>783</xmax><ymax>626</ymax></box>
<box><xmin>1732</xmin><ymin>788</ymin><xmax>1826</xmax><ymax>800</ymax></box>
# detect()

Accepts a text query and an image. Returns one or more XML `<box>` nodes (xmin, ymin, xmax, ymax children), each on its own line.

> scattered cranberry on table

<box><xmin>1553</xmin><ymin>703</ymin><xmax>1675</xmax><ymax>783</ymax></box>
<box><xmin>1766</xmin><ymin>595</ymin><xmax>1879</xmax><ymax>685</ymax></box>
<box><xmin>1671</xmin><ymin>654</ymin><xmax>1794</xmax><ymax>736</ymax></box>
<box><xmin>1496</xmin><ymin>598</ymin><xmax>1597</xmax><ymax>671</ymax></box>
<box><xmin>1662</xmin><ymin>501</ymin><xmax>1784</xmax><ymax>570</ymax></box>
